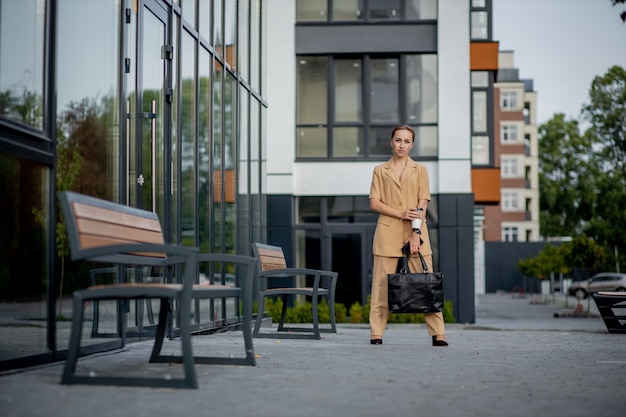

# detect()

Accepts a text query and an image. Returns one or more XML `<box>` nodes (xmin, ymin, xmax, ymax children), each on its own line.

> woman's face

<box><xmin>390</xmin><ymin>129</ymin><xmax>414</xmax><ymax>158</ymax></box>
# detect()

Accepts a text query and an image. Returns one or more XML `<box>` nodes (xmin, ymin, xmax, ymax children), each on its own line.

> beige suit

<box><xmin>369</xmin><ymin>158</ymin><xmax>445</xmax><ymax>339</ymax></box>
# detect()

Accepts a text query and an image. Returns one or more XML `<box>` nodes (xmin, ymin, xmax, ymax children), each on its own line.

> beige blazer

<box><xmin>369</xmin><ymin>158</ymin><xmax>432</xmax><ymax>257</ymax></box>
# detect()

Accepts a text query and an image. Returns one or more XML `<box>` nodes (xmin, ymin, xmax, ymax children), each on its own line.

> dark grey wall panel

<box><xmin>296</xmin><ymin>24</ymin><xmax>437</xmax><ymax>54</ymax></box>
<box><xmin>438</xmin><ymin>193</ymin><xmax>476</xmax><ymax>323</ymax></box>
<box><xmin>485</xmin><ymin>242</ymin><xmax>550</xmax><ymax>293</ymax></box>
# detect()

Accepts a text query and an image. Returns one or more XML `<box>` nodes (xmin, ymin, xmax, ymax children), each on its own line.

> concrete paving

<box><xmin>1</xmin><ymin>293</ymin><xmax>624</xmax><ymax>417</ymax></box>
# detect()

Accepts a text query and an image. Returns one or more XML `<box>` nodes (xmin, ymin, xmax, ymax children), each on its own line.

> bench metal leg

<box><xmin>62</xmin><ymin>294</ymin><xmax>198</xmax><ymax>389</ymax></box>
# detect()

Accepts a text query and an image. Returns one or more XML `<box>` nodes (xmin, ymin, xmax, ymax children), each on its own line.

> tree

<box><xmin>612</xmin><ymin>0</ymin><xmax>626</xmax><ymax>22</ymax></box>
<box><xmin>581</xmin><ymin>65</ymin><xmax>626</xmax><ymax>272</ymax></box>
<box><xmin>538</xmin><ymin>66</ymin><xmax>626</xmax><ymax>272</ymax></box>
<box><xmin>538</xmin><ymin>114</ymin><xmax>593</xmax><ymax>238</ymax></box>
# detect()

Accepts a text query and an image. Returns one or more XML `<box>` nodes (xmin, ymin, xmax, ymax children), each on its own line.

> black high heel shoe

<box><xmin>432</xmin><ymin>336</ymin><xmax>448</xmax><ymax>347</ymax></box>
<box><xmin>370</xmin><ymin>338</ymin><xmax>383</xmax><ymax>345</ymax></box>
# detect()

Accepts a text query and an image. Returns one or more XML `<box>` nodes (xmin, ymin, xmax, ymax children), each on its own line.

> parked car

<box><xmin>568</xmin><ymin>273</ymin><xmax>626</xmax><ymax>299</ymax></box>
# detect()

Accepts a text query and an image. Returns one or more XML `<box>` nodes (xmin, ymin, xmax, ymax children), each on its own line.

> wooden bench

<box><xmin>251</xmin><ymin>242</ymin><xmax>337</xmax><ymax>340</ymax></box>
<box><xmin>592</xmin><ymin>292</ymin><xmax>626</xmax><ymax>334</ymax></box>
<box><xmin>59</xmin><ymin>191</ymin><xmax>257</xmax><ymax>389</ymax></box>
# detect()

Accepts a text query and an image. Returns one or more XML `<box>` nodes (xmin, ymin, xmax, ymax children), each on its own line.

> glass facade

<box><xmin>0</xmin><ymin>0</ymin><xmax>267</xmax><ymax>371</ymax></box>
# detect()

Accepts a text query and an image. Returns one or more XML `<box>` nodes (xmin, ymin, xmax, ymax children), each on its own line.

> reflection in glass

<box><xmin>332</xmin><ymin>127</ymin><xmax>363</xmax><ymax>157</ymax></box>
<box><xmin>238</xmin><ymin>0</ymin><xmax>250</xmax><ymax>81</ymax></box>
<box><xmin>296</xmin><ymin>127</ymin><xmax>327</xmax><ymax>158</ymax></box>
<box><xmin>369</xmin><ymin>0</ymin><xmax>400</xmax><ymax>20</ymax></box>
<box><xmin>182</xmin><ymin>0</ymin><xmax>197</xmax><ymax>32</ymax></box>
<box><xmin>335</xmin><ymin>59</ymin><xmax>362</xmax><ymax>122</ymax></box>
<box><xmin>181</xmin><ymin>33</ymin><xmax>196</xmax><ymax>246</ymax></box>
<box><xmin>296</xmin><ymin>0</ymin><xmax>327</xmax><ymax>21</ymax></box>
<box><xmin>224</xmin><ymin>73</ymin><xmax>237</xmax><ymax>254</ymax></box>
<box><xmin>406</xmin><ymin>55</ymin><xmax>437</xmax><ymax>124</ymax></box>
<box><xmin>333</xmin><ymin>0</ymin><xmax>364</xmax><ymax>21</ymax></box>
<box><xmin>198</xmin><ymin>48</ymin><xmax>212</xmax><ymax>253</ymax></box>
<box><xmin>405</xmin><ymin>0</ymin><xmax>437</xmax><ymax>19</ymax></box>
<box><xmin>473</xmin><ymin>91</ymin><xmax>487</xmax><ymax>132</ymax></box>
<box><xmin>250</xmin><ymin>0</ymin><xmax>261</xmax><ymax>92</ymax></box>
<box><xmin>213</xmin><ymin>0</ymin><xmax>223</xmax><ymax>56</ymax></box>
<box><xmin>237</xmin><ymin>91</ymin><xmax>251</xmax><ymax>255</ymax></box>
<box><xmin>370</xmin><ymin>58</ymin><xmax>399</xmax><ymax>122</ymax></box>
<box><xmin>0</xmin><ymin>0</ymin><xmax>44</xmax><ymax>129</ymax></box>
<box><xmin>472</xmin><ymin>136</ymin><xmax>490</xmax><ymax>165</ymax></box>
<box><xmin>213</xmin><ymin>61</ymin><xmax>224</xmax><ymax>253</ymax></box>
<box><xmin>297</xmin><ymin>57</ymin><xmax>328</xmax><ymax>124</ymax></box>
<box><xmin>224</xmin><ymin>0</ymin><xmax>237</xmax><ymax>70</ymax></box>
<box><xmin>471</xmin><ymin>11</ymin><xmax>488</xmax><ymax>39</ymax></box>
<box><xmin>198</xmin><ymin>0</ymin><xmax>212</xmax><ymax>43</ymax></box>
<box><xmin>0</xmin><ymin>153</ymin><xmax>49</xmax><ymax>361</ymax></box>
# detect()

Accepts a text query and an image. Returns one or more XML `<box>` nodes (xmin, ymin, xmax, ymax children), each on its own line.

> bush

<box><xmin>257</xmin><ymin>296</ymin><xmax>456</xmax><ymax>325</ymax></box>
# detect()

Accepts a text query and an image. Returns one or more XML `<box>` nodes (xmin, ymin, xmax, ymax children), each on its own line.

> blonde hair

<box><xmin>390</xmin><ymin>125</ymin><xmax>415</xmax><ymax>142</ymax></box>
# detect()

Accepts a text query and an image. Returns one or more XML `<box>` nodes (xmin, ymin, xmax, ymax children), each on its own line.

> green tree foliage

<box><xmin>539</xmin><ymin>66</ymin><xmax>626</xmax><ymax>271</ymax></box>
<box><xmin>563</xmin><ymin>235</ymin><xmax>607</xmax><ymax>278</ymax></box>
<box><xmin>538</xmin><ymin>114</ymin><xmax>592</xmax><ymax>238</ymax></box>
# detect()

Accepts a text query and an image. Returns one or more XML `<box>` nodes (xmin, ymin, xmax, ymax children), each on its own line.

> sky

<box><xmin>492</xmin><ymin>0</ymin><xmax>626</xmax><ymax>126</ymax></box>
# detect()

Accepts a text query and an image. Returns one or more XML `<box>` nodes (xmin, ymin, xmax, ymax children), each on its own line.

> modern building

<box><xmin>264</xmin><ymin>0</ymin><xmax>501</xmax><ymax>323</ymax></box>
<box><xmin>0</xmin><ymin>0</ymin><xmax>267</xmax><ymax>371</ymax></box>
<box><xmin>484</xmin><ymin>50</ymin><xmax>539</xmax><ymax>243</ymax></box>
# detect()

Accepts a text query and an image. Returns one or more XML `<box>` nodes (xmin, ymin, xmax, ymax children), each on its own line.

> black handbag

<box><xmin>388</xmin><ymin>247</ymin><xmax>443</xmax><ymax>314</ymax></box>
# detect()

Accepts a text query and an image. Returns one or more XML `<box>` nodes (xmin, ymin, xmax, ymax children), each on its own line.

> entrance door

<box><xmin>130</xmin><ymin>0</ymin><xmax>170</xmax><ymax>220</ymax></box>
<box><xmin>326</xmin><ymin>226</ymin><xmax>375</xmax><ymax>307</ymax></box>
<box><xmin>125</xmin><ymin>0</ymin><xmax>171</xmax><ymax>333</ymax></box>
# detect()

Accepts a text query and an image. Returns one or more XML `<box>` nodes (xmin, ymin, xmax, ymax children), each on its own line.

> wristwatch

<box><xmin>413</xmin><ymin>228</ymin><xmax>421</xmax><ymax>235</ymax></box>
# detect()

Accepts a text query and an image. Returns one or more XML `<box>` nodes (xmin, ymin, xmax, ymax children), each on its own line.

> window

<box><xmin>502</xmin><ymin>192</ymin><xmax>519</xmax><ymax>210</ymax></box>
<box><xmin>296</xmin><ymin>54</ymin><xmax>438</xmax><ymax>159</ymax></box>
<box><xmin>501</xmin><ymin>157</ymin><xmax>519</xmax><ymax>177</ymax></box>
<box><xmin>503</xmin><ymin>226</ymin><xmax>518</xmax><ymax>242</ymax></box>
<box><xmin>472</xmin><ymin>136</ymin><xmax>490</xmax><ymax>165</ymax></box>
<box><xmin>502</xmin><ymin>124</ymin><xmax>518</xmax><ymax>143</ymax></box>
<box><xmin>472</xmin><ymin>91</ymin><xmax>487</xmax><ymax>132</ymax></box>
<box><xmin>501</xmin><ymin>91</ymin><xmax>517</xmax><ymax>109</ymax></box>
<box><xmin>471</xmin><ymin>71</ymin><xmax>489</xmax><ymax>88</ymax></box>
<box><xmin>296</xmin><ymin>0</ymin><xmax>328</xmax><ymax>21</ymax></box>
<box><xmin>471</xmin><ymin>11</ymin><xmax>488</xmax><ymax>40</ymax></box>
<box><xmin>297</xmin><ymin>0</ymin><xmax>438</xmax><ymax>22</ymax></box>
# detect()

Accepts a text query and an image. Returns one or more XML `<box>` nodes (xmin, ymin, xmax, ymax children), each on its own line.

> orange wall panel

<box><xmin>470</xmin><ymin>41</ymin><xmax>499</xmax><ymax>71</ymax></box>
<box><xmin>472</xmin><ymin>168</ymin><xmax>501</xmax><ymax>205</ymax></box>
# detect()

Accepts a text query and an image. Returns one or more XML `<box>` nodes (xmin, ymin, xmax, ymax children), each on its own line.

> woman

<box><xmin>368</xmin><ymin>125</ymin><xmax>448</xmax><ymax>346</ymax></box>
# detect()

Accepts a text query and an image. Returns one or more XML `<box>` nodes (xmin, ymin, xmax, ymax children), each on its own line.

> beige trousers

<box><xmin>369</xmin><ymin>253</ymin><xmax>445</xmax><ymax>339</ymax></box>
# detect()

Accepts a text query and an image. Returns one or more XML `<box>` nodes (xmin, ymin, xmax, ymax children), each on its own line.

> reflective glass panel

<box><xmin>225</xmin><ymin>0</ymin><xmax>237</xmax><ymax>70</ymax></box>
<box><xmin>472</xmin><ymin>135</ymin><xmax>490</xmax><ymax>165</ymax></box>
<box><xmin>473</xmin><ymin>91</ymin><xmax>487</xmax><ymax>132</ymax></box>
<box><xmin>296</xmin><ymin>57</ymin><xmax>327</xmax><ymax>124</ymax></box>
<box><xmin>0</xmin><ymin>153</ymin><xmax>49</xmax><ymax>361</ymax></box>
<box><xmin>0</xmin><ymin>0</ymin><xmax>45</xmax><ymax>129</ymax></box>
<box><xmin>238</xmin><ymin>0</ymin><xmax>250</xmax><ymax>80</ymax></box>
<box><xmin>406</xmin><ymin>54</ymin><xmax>437</xmax><ymax>124</ymax></box>
<box><xmin>198</xmin><ymin>47</ymin><xmax>212</xmax><ymax>253</ymax></box>
<box><xmin>370</xmin><ymin>58</ymin><xmax>399</xmax><ymax>122</ymax></box>
<box><xmin>369</xmin><ymin>0</ymin><xmax>400</xmax><ymax>20</ymax></box>
<box><xmin>405</xmin><ymin>0</ymin><xmax>437</xmax><ymax>19</ymax></box>
<box><xmin>332</xmin><ymin>0</ymin><xmax>364</xmax><ymax>21</ymax></box>
<box><xmin>335</xmin><ymin>59</ymin><xmax>362</xmax><ymax>122</ymax></box>
<box><xmin>332</xmin><ymin>127</ymin><xmax>363</xmax><ymax>157</ymax></box>
<box><xmin>296</xmin><ymin>0</ymin><xmax>327</xmax><ymax>21</ymax></box>
<box><xmin>296</xmin><ymin>127</ymin><xmax>327</xmax><ymax>158</ymax></box>
<box><xmin>181</xmin><ymin>32</ymin><xmax>196</xmax><ymax>246</ymax></box>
